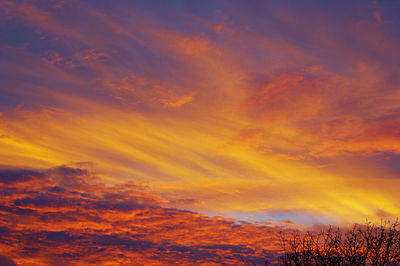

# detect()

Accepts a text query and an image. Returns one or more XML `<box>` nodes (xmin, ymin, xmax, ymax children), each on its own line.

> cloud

<box><xmin>160</xmin><ymin>93</ymin><xmax>195</xmax><ymax>108</ymax></box>
<box><xmin>1</xmin><ymin>0</ymin><xmax>400</xmax><ymax>238</ymax></box>
<box><xmin>0</xmin><ymin>255</ymin><xmax>16</xmax><ymax>266</ymax></box>
<box><xmin>237</xmin><ymin>65</ymin><xmax>400</xmax><ymax>159</ymax></box>
<box><xmin>0</xmin><ymin>169</ymin><xmax>44</xmax><ymax>184</ymax></box>
<box><xmin>0</xmin><ymin>166</ymin><xmax>284</xmax><ymax>264</ymax></box>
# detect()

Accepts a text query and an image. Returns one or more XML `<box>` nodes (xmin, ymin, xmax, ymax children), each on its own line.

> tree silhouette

<box><xmin>279</xmin><ymin>219</ymin><xmax>400</xmax><ymax>265</ymax></box>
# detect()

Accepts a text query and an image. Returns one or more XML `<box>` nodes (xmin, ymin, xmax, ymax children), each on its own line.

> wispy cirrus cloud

<box><xmin>1</xmin><ymin>0</ymin><xmax>400</xmax><ymax>231</ymax></box>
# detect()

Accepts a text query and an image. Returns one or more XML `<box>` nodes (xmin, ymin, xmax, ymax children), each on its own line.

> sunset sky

<box><xmin>1</xmin><ymin>0</ymin><xmax>400</xmax><ymax>264</ymax></box>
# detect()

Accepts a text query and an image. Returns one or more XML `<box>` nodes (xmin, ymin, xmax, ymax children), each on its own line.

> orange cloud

<box><xmin>180</xmin><ymin>36</ymin><xmax>212</xmax><ymax>56</ymax></box>
<box><xmin>1</xmin><ymin>0</ymin><xmax>400</xmax><ymax>238</ymax></box>
<box><xmin>160</xmin><ymin>93</ymin><xmax>195</xmax><ymax>108</ymax></box>
<box><xmin>0</xmin><ymin>166</ymin><xmax>285</xmax><ymax>265</ymax></box>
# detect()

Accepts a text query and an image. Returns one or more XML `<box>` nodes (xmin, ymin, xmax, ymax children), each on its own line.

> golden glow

<box><xmin>1</xmin><ymin>0</ymin><xmax>400</xmax><ymax>228</ymax></box>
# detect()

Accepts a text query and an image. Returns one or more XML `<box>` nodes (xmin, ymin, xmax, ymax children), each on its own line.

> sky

<box><xmin>1</xmin><ymin>0</ymin><xmax>400</xmax><ymax>264</ymax></box>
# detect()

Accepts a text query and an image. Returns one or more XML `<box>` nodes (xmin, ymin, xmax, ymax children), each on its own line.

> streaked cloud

<box><xmin>1</xmin><ymin>2</ymin><xmax>400</xmax><ymax>262</ymax></box>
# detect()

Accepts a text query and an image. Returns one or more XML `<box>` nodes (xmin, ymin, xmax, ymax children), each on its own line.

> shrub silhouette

<box><xmin>279</xmin><ymin>220</ymin><xmax>400</xmax><ymax>265</ymax></box>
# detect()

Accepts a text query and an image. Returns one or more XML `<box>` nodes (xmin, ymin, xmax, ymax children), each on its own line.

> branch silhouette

<box><xmin>278</xmin><ymin>219</ymin><xmax>400</xmax><ymax>265</ymax></box>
